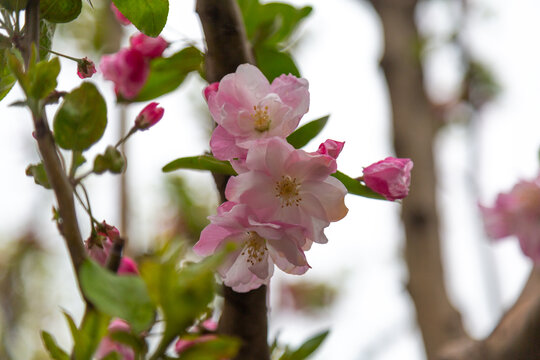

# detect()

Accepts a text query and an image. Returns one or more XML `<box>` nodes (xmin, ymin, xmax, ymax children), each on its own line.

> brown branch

<box><xmin>195</xmin><ymin>1</ymin><xmax>268</xmax><ymax>360</ymax></box>
<box><xmin>369</xmin><ymin>0</ymin><xmax>467</xmax><ymax>358</ymax></box>
<box><xmin>23</xmin><ymin>0</ymin><xmax>86</xmax><ymax>274</ymax></box>
<box><xmin>438</xmin><ymin>267</ymin><xmax>540</xmax><ymax>360</ymax></box>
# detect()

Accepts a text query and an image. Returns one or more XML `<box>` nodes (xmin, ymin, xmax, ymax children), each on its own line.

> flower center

<box><xmin>251</xmin><ymin>105</ymin><xmax>271</xmax><ymax>132</ymax></box>
<box><xmin>241</xmin><ymin>232</ymin><xmax>268</xmax><ymax>266</ymax></box>
<box><xmin>275</xmin><ymin>175</ymin><xmax>302</xmax><ymax>207</ymax></box>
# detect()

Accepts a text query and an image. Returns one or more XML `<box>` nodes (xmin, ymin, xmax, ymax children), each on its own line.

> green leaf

<box><xmin>101</xmin><ymin>353</ymin><xmax>122</xmax><ymax>360</ymax></box>
<box><xmin>179</xmin><ymin>336</ymin><xmax>241</xmax><ymax>360</ymax></box>
<box><xmin>332</xmin><ymin>171</ymin><xmax>385</xmax><ymax>200</ymax></box>
<box><xmin>73</xmin><ymin>309</ymin><xmax>110</xmax><ymax>360</ymax></box>
<box><xmin>112</xmin><ymin>0</ymin><xmax>168</xmax><ymax>37</ymax></box>
<box><xmin>0</xmin><ymin>50</ymin><xmax>16</xmax><ymax>102</ymax></box>
<box><xmin>40</xmin><ymin>0</ymin><xmax>82</xmax><ymax>23</ymax></box>
<box><xmin>26</xmin><ymin>162</ymin><xmax>51</xmax><ymax>189</ymax></box>
<box><xmin>109</xmin><ymin>330</ymin><xmax>147</xmax><ymax>355</ymax></box>
<box><xmin>162</xmin><ymin>155</ymin><xmax>236</xmax><ymax>175</ymax></box>
<box><xmin>255</xmin><ymin>46</ymin><xmax>300</xmax><ymax>82</ymax></box>
<box><xmin>281</xmin><ymin>330</ymin><xmax>329</xmax><ymax>360</ymax></box>
<box><xmin>128</xmin><ymin>47</ymin><xmax>203</xmax><ymax>102</ymax></box>
<box><xmin>41</xmin><ymin>331</ymin><xmax>70</xmax><ymax>360</ymax></box>
<box><xmin>93</xmin><ymin>146</ymin><xmax>125</xmax><ymax>174</ymax></box>
<box><xmin>286</xmin><ymin>115</ymin><xmax>329</xmax><ymax>149</ymax></box>
<box><xmin>79</xmin><ymin>259</ymin><xmax>156</xmax><ymax>334</ymax></box>
<box><xmin>40</xmin><ymin>19</ymin><xmax>56</xmax><ymax>60</ymax></box>
<box><xmin>0</xmin><ymin>0</ymin><xmax>29</xmax><ymax>11</ymax></box>
<box><xmin>53</xmin><ymin>82</ymin><xmax>107</xmax><ymax>151</ymax></box>
<box><xmin>29</xmin><ymin>57</ymin><xmax>60</xmax><ymax>100</ymax></box>
<box><xmin>62</xmin><ymin>310</ymin><xmax>78</xmax><ymax>342</ymax></box>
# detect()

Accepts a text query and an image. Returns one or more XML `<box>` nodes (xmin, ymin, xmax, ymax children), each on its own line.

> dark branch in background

<box><xmin>23</xmin><ymin>0</ymin><xmax>87</xmax><ymax>275</ymax></box>
<box><xmin>438</xmin><ymin>267</ymin><xmax>540</xmax><ymax>360</ymax></box>
<box><xmin>195</xmin><ymin>1</ymin><xmax>268</xmax><ymax>360</ymax></box>
<box><xmin>368</xmin><ymin>0</ymin><xmax>467</xmax><ymax>358</ymax></box>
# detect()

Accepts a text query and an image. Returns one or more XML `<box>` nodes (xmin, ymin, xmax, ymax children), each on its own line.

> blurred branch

<box><xmin>195</xmin><ymin>1</ymin><xmax>268</xmax><ymax>360</ymax></box>
<box><xmin>368</xmin><ymin>0</ymin><xmax>467</xmax><ymax>357</ymax></box>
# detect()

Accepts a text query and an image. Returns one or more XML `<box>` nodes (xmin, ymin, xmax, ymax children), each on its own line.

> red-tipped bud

<box><xmin>77</xmin><ymin>57</ymin><xmax>97</xmax><ymax>79</ymax></box>
<box><xmin>134</xmin><ymin>102</ymin><xmax>164</xmax><ymax>130</ymax></box>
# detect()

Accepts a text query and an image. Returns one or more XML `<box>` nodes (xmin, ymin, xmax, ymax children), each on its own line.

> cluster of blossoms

<box><xmin>480</xmin><ymin>175</ymin><xmax>540</xmax><ymax>263</ymax></box>
<box><xmin>193</xmin><ymin>64</ymin><xmax>349</xmax><ymax>292</ymax></box>
<box><xmin>100</xmin><ymin>32</ymin><xmax>168</xmax><ymax>99</ymax></box>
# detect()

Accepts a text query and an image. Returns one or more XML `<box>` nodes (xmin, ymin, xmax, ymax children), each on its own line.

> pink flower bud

<box><xmin>96</xmin><ymin>319</ymin><xmax>134</xmax><ymax>360</ymax></box>
<box><xmin>118</xmin><ymin>257</ymin><xmax>139</xmax><ymax>275</ymax></box>
<box><xmin>135</xmin><ymin>102</ymin><xmax>164</xmax><ymax>130</ymax></box>
<box><xmin>77</xmin><ymin>57</ymin><xmax>96</xmax><ymax>79</ymax></box>
<box><xmin>203</xmin><ymin>82</ymin><xmax>219</xmax><ymax>102</ymax></box>
<box><xmin>175</xmin><ymin>334</ymin><xmax>218</xmax><ymax>354</ymax></box>
<box><xmin>110</xmin><ymin>3</ymin><xmax>131</xmax><ymax>25</ymax></box>
<box><xmin>85</xmin><ymin>222</ymin><xmax>120</xmax><ymax>266</ymax></box>
<box><xmin>100</xmin><ymin>48</ymin><xmax>149</xmax><ymax>99</ymax></box>
<box><xmin>362</xmin><ymin>157</ymin><xmax>413</xmax><ymax>201</ymax></box>
<box><xmin>317</xmin><ymin>139</ymin><xmax>345</xmax><ymax>159</ymax></box>
<box><xmin>129</xmin><ymin>33</ymin><xmax>168</xmax><ymax>59</ymax></box>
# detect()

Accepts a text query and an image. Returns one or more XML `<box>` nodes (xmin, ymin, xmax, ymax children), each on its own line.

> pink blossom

<box><xmin>100</xmin><ymin>48</ymin><xmax>149</xmax><ymax>99</ymax></box>
<box><xmin>85</xmin><ymin>222</ymin><xmax>120</xmax><ymax>265</ymax></box>
<box><xmin>129</xmin><ymin>33</ymin><xmax>168</xmax><ymax>59</ymax></box>
<box><xmin>96</xmin><ymin>319</ymin><xmax>134</xmax><ymax>360</ymax></box>
<box><xmin>362</xmin><ymin>157</ymin><xmax>413</xmax><ymax>201</ymax></box>
<box><xmin>207</xmin><ymin>64</ymin><xmax>309</xmax><ymax>161</ymax></box>
<box><xmin>225</xmin><ymin>137</ymin><xmax>348</xmax><ymax>245</ymax></box>
<box><xmin>316</xmin><ymin>139</ymin><xmax>345</xmax><ymax>159</ymax></box>
<box><xmin>134</xmin><ymin>102</ymin><xmax>164</xmax><ymax>130</ymax></box>
<box><xmin>118</xmin><ymin>257</ymin><xmax>139</xmax><ymax>275</ymax></box>
<box><xmin>77</xmin><ymin>57</ymin><xmax>96</xmax><ymax>79</ymax></box>
<box><xmin>480</xmin><ymin>177</ymin><xmax>540</xmax><ymax>262</ymax></box>
<box><xmin>203</xmin><ymin>82</ymin><xmax>219</xmax><ymax>102</ymax></box>
<box><xmin>110</xmin><ymin>3</ymin><xmax>131</xmax><ymax>25</ymax></box>
<box><xmin>194</xmin><ymin>201</ymin><xmax>310</xmax><ymax>292</ymax></box>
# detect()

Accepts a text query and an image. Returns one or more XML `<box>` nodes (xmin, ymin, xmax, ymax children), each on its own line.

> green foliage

<box><xmin>286</xmin><ymin>115</ymin><xmax>329</xmax><ymax>149</ymax></box>
<box><xmin>109</xmin><ymin>330</ymin><xmax>147</xmax><ymax>355</ymax></box>
<box><xmin>279</xmin><ymin>330</ymin><xmax>329</xmax><ymax>360</ymax></box>
<box><xmin>93</xmin><ymin>146</ymin><xmax>125</xmax><ymax>174</ymax></box>
<box><xmin>79</xmin><ymin>259</ymin><xmax>156</xmax><ymax>334</ymax></box>
<box><xmin>177</xmin><ymin>336</ymin><xmax>241</xmax><ymax>360</ymax></box>
<box><xmin>332</xmin><ymin>171</ymin><xmax>385</xmax><ymax>200</ymax></box>
<box><xmin>73</xmin><ymin>309</ymin><xmax>110</xmax><ymax>360</ymax></box>
<box><xmin>254</xmin><ymin>46</ymin><xmax>300</xmax><ymax>81</ymax></box>
<box><xmin>112</xmin><ymin>0</ymin><xmax>168</xmax><ymax>37</ymax></box>
<box><xmin>162</xmin><ymin>155</ymin><xmax>236</xmax><ymax>175</ymax></box>
<box><xmin>128</xmin><ymin>47</ymin><xmax>203</xmax><ymax>102</ymax></box>
<box><xmin>41</xmin><ymin>331</ymin><xmax>70</xmax><ymax>360</ymax></box>
<box><xmin>0</xmin><ymin>0</ymin><xmax>29</xmax><ymax>11</ymax></box>
<box><xmin>40</xmin><ymin>0</ymin><xmax>82</xmax><ymax>23</ymax></box>
<box><xmin>26</xmin><ymin>162</ymin><xmax>51</xmax><ymax>189</ymax></box>
<box><xmin>0</xmin><ymin>50</ymin><xmax>16</xmax><ymax>101</ymax></box>
<box><xmin>40</xmin><ymin>19</ymin><xmax>56</xmax><ymax>60</ymax></box>
<box><xmin>28</xmin><ymin>56</ymin><xmax>60</xmax><ymax>100</ymax></box>
<box><xmin>53</xmin><ymin>82</ymin><xmax>107</xmax><ymax>151</ymax></box>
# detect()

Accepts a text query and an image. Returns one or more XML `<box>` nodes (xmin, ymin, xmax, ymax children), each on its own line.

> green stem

<box><xmin>42</xmin><ymin>46</ymin><xmax>81</xmax><ymax>62</ymax></box>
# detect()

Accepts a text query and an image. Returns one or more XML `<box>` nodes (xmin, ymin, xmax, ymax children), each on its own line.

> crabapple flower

<box><xmin>96</xmin><ymin>319</ymin><xmax>134</xmax><ymax>360</ymax></box>
<box><xmin>129</xmin><ymin>33</ymin><xmax>168</xmax><ymax>59</ymax></box>
<box><xmin>225</xmin><ymin>137</ymin><xmax>348</xmax><ymax>245</ymax></box>
<box><xmin>207</xmin><ymin>64</ymin><xmax>309</xmax><ymax>160</ymax></box>
<box><xmin>77</xmin><ymin>57</ymin><xmax>96</xmax><ymax>79</ymax></box>
<box><xmin>194</xmin><ymin>202</ymin><xmax>310</xmax><ymax>292</ymax></box>
<box><xmin>101</xmin><ymin>48</ymin><xmax>149</xmax><ymax>99</ymax></box>
<box><xmin>110</xmin><ymin>3</ymin><xmax>131</xmax><ymax>25</ymax></box>
<box><xmin>362</xmin><ymin>157</ymin><xmax>413</xmax><ymax>201</ymax></box>
<box><xmin>85</xmin><ymin>222</ymin><xmax>120</xmax><ymax>265</ymax></box>
<box><xmin>134</xmin><ymin>102</ymin><xmax>164</xmax><ymax>130</ymax></box>
<box><xmin>316</xmin><ymin>139</ymin><xmax>345</xmax><ymax>159</ymax></box>
<box><xmin>480</xmin><ymin>177</ymin><xmax>540</xmax><ymax>262</ymax></box>
<box><xmin>203</xmin><ymin>82</ymin><xmax>219</xmax><ymax>101</ymax></box>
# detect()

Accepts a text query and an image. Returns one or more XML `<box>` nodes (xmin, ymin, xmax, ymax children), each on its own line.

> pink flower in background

<box><xmin>135</xmin><ymin>102</ymin><xmax>164</xmax><ymax>130</ymax></box>
<box><xmin>207</xmin><ymin>64</ymin><xmax>309</xmax><ymax>160</ymax></box>
<box><xmin>110</xmin><ymin>3</ymin><xmax>131</xmax><ymax>25</ymax></box>
<box><xmin>96</xmin><ymin>319</ymin><xmax>134</xmax><ymax>360</ymax></box>
<box><xmin>101</xmin><ymin>48</ymin><xmax>149</xmax><ymax>99</ymax></box>
<box><xmin>316</xmin><ymin>139</ymin><xmax>345</xmax><ymax>160</ymax></box>
<box><xmin>118</xmin><ymin>257</ymin><xmax>139</xmax><ymax>275</ymax></box>
<box><xmin>194</xmin><ymin>202</ymin><xmax>310</xmax><ymax>292</ymax></box>
<box><xmin>76</xmin><ymin>57</ymin><xmax>96</xmax><ymax>79</ymax></box>
<box><xmin>226</xmin><ymin>137</ymin><xmax>348</xmax><ymax>245</ymax></box>
<box><xmin>480</xmin><ymin>177</ymin><xmax>540</xmax><ymax>262</ymax></box>
<box><xmin>129</xmin><ymin>33</ymin><xmax>168</xmax><ymax>59</ymax></box>
<box><xmin>362</xmin><ymin>157</ymin><xmax>413</xmax><ymax>201</ymax></box>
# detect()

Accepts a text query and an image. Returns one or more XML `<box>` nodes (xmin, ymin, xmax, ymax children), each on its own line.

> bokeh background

<box><xmin>1</xmin><ymin>0</ymin><xmax>539</xmax><ymax>358</ymax></box>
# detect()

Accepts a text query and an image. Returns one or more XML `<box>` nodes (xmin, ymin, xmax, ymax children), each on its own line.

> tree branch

<box><xmin>195</xmin><ymin>1</ymin><xmax>268</xmax><ymax>359</ymax></box>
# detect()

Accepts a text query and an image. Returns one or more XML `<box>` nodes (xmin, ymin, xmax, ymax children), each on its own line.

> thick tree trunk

<box><xmin>195</xmin><ymin>2</ymin><xmax>269</xmax><ymax>360</ymax></box>
<box><xmin>369</xmin><ymin>0</ymin><xmax>467</xmax><ymax>358</ymax></box>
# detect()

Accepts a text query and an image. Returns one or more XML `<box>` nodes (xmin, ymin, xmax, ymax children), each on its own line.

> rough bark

<box><xmin>195</xmin><ymin>2</ymin><xmax>269</xmax><ymax>360</ymax></box>
<box><xmin>369</xmin><ymin>0</ymin><xmax>467</xmax><ymax>358</ymax></box>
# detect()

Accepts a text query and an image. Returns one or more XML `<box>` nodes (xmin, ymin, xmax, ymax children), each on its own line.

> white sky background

<box><xmin>1</xmin><ymin>0</ymin><xmax>539</xmax><ymax>359</ymax></box>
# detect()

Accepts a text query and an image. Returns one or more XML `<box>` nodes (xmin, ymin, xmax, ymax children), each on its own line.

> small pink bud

<box><xmin>77</xmin><ymin>57</ymin><xmax>97</xmax><ymax>79</ymax></box>
<box><xmin>96</xmin><ymin>319</ymin><xmax>134</xmax><ymax>360</ymax></box>
<box><xmin>130</xmin><ymin>33</ymin><xmax>168</xmax><ymax>59</ymax></box>
<box><xmin>110</xmin><ymin>3</ymin><xmax>131</xmax><ymax>25</ymax></box>
<box><xmin>363</xmin><ymin>157</ymin><xmax>413</xmax><ymax>201</ymax></box>
<box><xmin>175</xmin><ymin>334</ymin><xmax>217</xmax><ymax>354</ymax></box>
<box><xmin>203</xmin><ymin>82</ymin><xmax>219</xmax><ymax>102</ymax></box>
<box><xmin>201</xmin><ymin>319</ymin><xmax>218</xmax><ymax>332</ymax></box>
<box><xmin>118</xmin><ymin>257</ymin><xmax>139</xmax><ymax>275</ymax></box>
<box><xmin>135</xmin><ymin>102</ymin><xmax>164</xmax><ymax>130</ymax></box>
<box><xmin>317</xmin><ymin>139</ymin><xmax>345</xmax><ymax>159</ymax></box>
